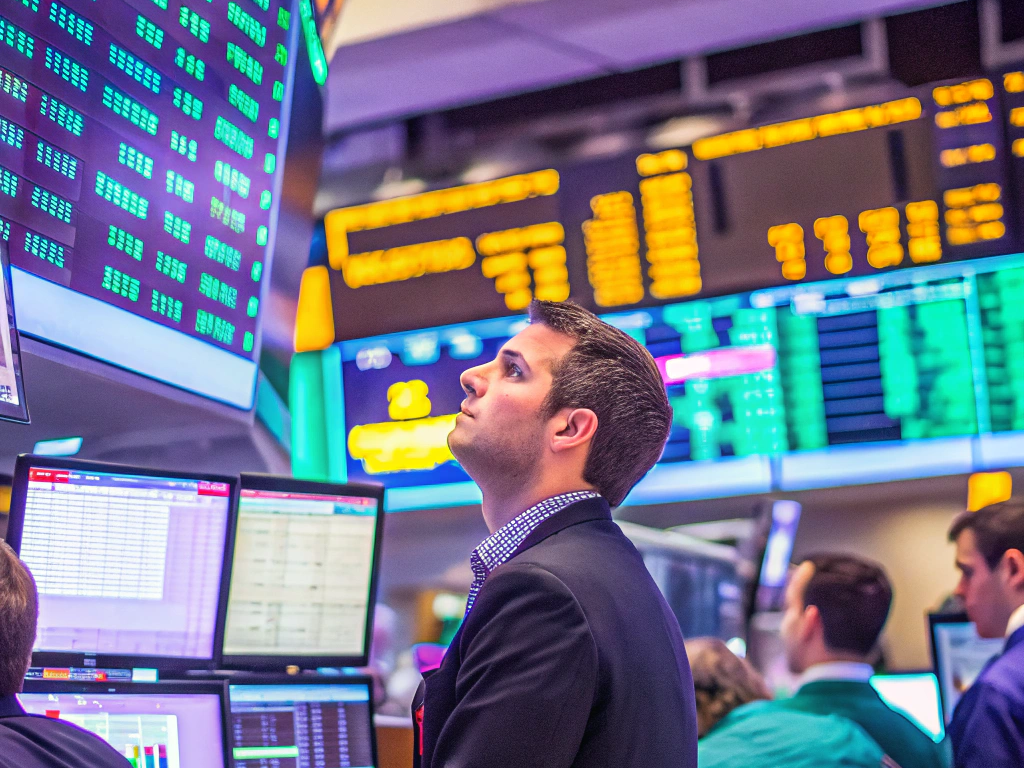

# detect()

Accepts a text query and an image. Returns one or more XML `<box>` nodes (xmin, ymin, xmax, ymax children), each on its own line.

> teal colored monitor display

<box><xmin>870</xmin><ymin>672</ymin><xmax>945</xmax><ymax>743</ymax></box>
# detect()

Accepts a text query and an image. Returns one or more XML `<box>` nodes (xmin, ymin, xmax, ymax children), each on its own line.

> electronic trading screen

<box><xmin>0</xmin><ymin>239</ymin><xmax>28</xmax><ymax>422</ymax></box>
<box><xmin>930</xmin><ymin>616</ymin><xmax>1004</xmax><ymax>724</ymax></box>
<box><xmin>7</xmin><ymin>458</ymin><xmax>234</xmax><ymax>665</ymax></box>
<box><xmin>229</xmin><ymin>680</ymin><xmax>375</xmax><ymax>768</ymax></box>
<box><xmin>331</xmin><ymin>250</ymin><xmax>1024</xmax><ymax>508</ymax></box>
<box><xmin>222</xmin><ymin>480</ymin><xmax>381</xmax><ymax>665</ymax></box>
<box><xmin>869</xmin><ymin>673</ymin><xmax>944</xmax><ymax>743</ymax></box>
<box><xmin>19</xmin><ymin>681</ymin><xmax>227</xmax><ymax>768</ymax></box>
<box><xmin>319</xmin><ymin>72</ymin><xmax>1024</xmax><ymax>341</ymax></box>
<box><xmin>0</xmin><ymin>0</ymin><xmax>299</xmax><ymax>405</ymax></box>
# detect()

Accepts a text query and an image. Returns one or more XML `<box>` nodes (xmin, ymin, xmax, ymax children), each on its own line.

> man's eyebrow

<box><xmin>499</xmin><ymin>348</ymin><xmax>531</xmax><ymax>371</ymax></box>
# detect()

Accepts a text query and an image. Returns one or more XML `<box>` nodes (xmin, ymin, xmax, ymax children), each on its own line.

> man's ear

<box><xmin>1003</xmin><ymin>548</ymin><xmax>1024</xmax><ymax>592</ymax></box>
<box><xmin>801</xmin><ymin>604</ymin><xmax>822</xmax><ymax>643</ymax></box>
<box><xmin>551</xmin><ymin>408</ymin><xmax>598</xmax><ymax>453</ymax></box>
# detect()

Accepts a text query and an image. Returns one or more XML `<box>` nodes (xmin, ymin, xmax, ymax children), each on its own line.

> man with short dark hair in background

<box><xmin>0</xmin><ymin>541</ymin><xmax>131</xmax><ymax>768</ymax></box>
<box><xmin>773</xmin><ymin>554</ymin><xmax>944</xmax><ymax>768</ymax></box>
<box><xmin>412</xmin><ymin>300</ymin><xmax>698</xmax><ymax>768</ymax></box>
<box><xmin>947</xmin><ymin>501</ymin><xmax>1024</xmax><ymax>768</ymax></box>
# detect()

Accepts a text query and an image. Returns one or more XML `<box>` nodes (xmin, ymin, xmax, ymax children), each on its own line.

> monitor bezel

<box><xmin>6</xmin><ymin>454</ymin><xmax>240</xmax><ymax>672</ymax></box>
<box><xmin>19</xmin><ymin>678</ymin><xmax>232</xmax><ymax>766</ymax></box>
<box><xmin>220</xmin><ymin>473</ymin><xmax>385</xmax><ymax>671</ymax></box>
<box><xmin>226</xmin><ymin>672</ymin><xmax>379</xmax><ymax>768</ymax></box>
<box><xmin>928</xmin><ymin>611</ymin><xmax>972</xmax><ymax>725</ymax></box>
<box><xmin>0</xmin><ymin>239</ymin><xmax>29</xmax><ymax>424</ymax></box>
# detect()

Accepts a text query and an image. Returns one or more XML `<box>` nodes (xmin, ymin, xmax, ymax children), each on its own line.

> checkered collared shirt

<box><xmin>464</xmin><ymin>490</ymin><xmax>600</xmax><ymax>617</ymax></box>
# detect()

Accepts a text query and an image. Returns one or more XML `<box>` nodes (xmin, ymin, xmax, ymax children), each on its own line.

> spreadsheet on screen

<box><xmin>229</xmin><ymin>682</ymin><xmax>374</xmax><ymax>768</ymax></box>
<box><xmin>19</xmin><ymin>465</ymin><xmax>231</xmax><ymax>659</ymax></box>
<box><xmin>223</xmin><ymin>488</ymin><xmax>379</xmax><ymax>658</ymax></box>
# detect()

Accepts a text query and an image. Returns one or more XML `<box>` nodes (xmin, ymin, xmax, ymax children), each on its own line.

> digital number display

<box><xmin>0</xmin><ymin>0</ymin><xmax>297</xmax><ymax>362</ymax></box>
<box><xmin>320</xmin><ymin>75</ymin><xmax>1024</xmax><ymax>341</ymax></box>
<box><xmin>329</xmin><ymin>251</ymin><xmax>1024</xmax><ymax>506</ymax></box>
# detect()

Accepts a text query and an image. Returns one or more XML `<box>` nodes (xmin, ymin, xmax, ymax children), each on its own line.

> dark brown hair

<box><xmin>528</xmin><ymin>300</ymin><xmax>672</xmax><ymax>506</ymax></box>
<box><xmin>802</xmin><ymin>553</ymin><xmax>892</xmax><ymax>657</ymax></box>
<box><xmin>685</xmin><ymin>637</ymin><xmax>771</xmax><ymax>737</ymax></box>
<box><xmin>0</xmin><ymin>541</ymin><xmax>37</xmax><ymax>696</ymax></box>
<box><xmin>949</xmin><ymin>500</ymin><xmax>1024</xmax><ymax>570</ymax></box>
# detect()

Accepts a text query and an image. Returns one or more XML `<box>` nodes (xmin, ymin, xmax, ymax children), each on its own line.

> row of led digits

<box><xmin>0</xmin><ymin>0</ymin><xmax>293</xmax><ymax>356</ymax></box>
<box><xmin>768</xmin><ymin>202</ymin><xmax>943</xmax><ymax>279</ymax></box>
<box><xmin>477</xmin><ymin>222</ymin><xmax>569</xmax><ymax>310</ymax></box>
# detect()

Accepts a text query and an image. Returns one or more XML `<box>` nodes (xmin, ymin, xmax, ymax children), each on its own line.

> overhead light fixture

<box><xmin>647</xmin><ymin>116</ymin><xmax>728</xmax><ymax>150</ymax></box>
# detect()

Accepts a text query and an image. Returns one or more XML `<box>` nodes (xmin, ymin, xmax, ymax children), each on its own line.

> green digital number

<box><xmin>226</xmin><ymin>42</ymin><xmax>263</xmax><ymax>85</ymax></box>
<box><xmin>109</xmin><ymin>43</ymin><xmax>161</xmax><ymax>94</ymax></box>
<box><xmin>0</xmin><ymin>118</ymin><xmax>24</xmax><ymax>150</ymax></box>
<box><xmin>108</xmin><ymin>225</ymin><xmax>144</xmax><ymax>260</ymax></box>
<box><xmin>204</xmin><ymin>235</ymin><xmax>241</xmax><ymax>270</ymax></box>
<box><xmin>118</xmin><ymin>142</ymin><xmax>154</xmax><ymax>179</ymax></box>
<box><xmin>31</xmin><ymin>185</ymin><xmax>73</xmax><ymax>224</ymax></box>
<box><xmin>156</xmin><ymin>251</ymin><xmax>187</xmax><ymax>283</ymax></box>
<box><xmin>36</xmin><ymin>140</ymin><xmax>78</xmax><ymax>180</ymax></box>
<box><xmin>210</xmin><ymin>196</ymin><xmax>246</xmax><ymax>234</ymax></box>
<box><xmin>227</xmin><ymin>2</ymin><xmax>266</xmax><ymax>46</ymax></box>
<box><xmin>179</xmin><ymin>7</ymin><xmax>211</xmax><ymax>43</ymax></box>
<box><xmin>2</xmin><ymin>71</ymin><xmax>29</xmax><ymax>103</ymax></box>
<box><xmin>136</xmin><ymin>15</ymin><xmax>164</xmax><ymax>49</ymax></box>
<box><xmin>199</xmin><ymin>272</ymin><xmax>238</xmax><ymax>309</ymax></box>
<box><xmin>39</xmin><ymin>94</ymin><xmax>83</xmax><ymax>135</ymax></box>
<box><xmin>102</xmin><ymin>266</ymin><xmax>140</xmax><ymax>301</ymax></box>
<box><xmin>151</xmin><ymin>289</ymin><xmax>183</xmax><ymax>322</ymax></box>
<box><xmin>95</xmin><ymin>171</ymin><xmax>149</xmax><ymax>219</ymax></box>
<box><xmin>170</xmin><ymin>131</ymin><xmax>198</xmax><ymax>162</ymax></box>
<box><xmin>214</xmin><ymin>116</ymin><xmax>254</xmax><ymax>159</ymax></box>
<box><xmin>0</xmin><ymin>167</ymin><xmax>19</xmax><ymax>198</ymax></box>
<box><xmin>49</xmin><ymin>2</ymin><xmax>94</xmax><ymax>45</ymax></box>
<box><xmin>173</xmin><ymin>87</ymin><xmax>203</xmax><ymax>120</ymax></box>
<box><xmin>195</xmin><ymin>309</ymin><xmax>235</xmax><ymax>344</ymax></box>
<box><xmin>0</xmin><ymin>19</ymin><xmax>35</xmax><ymax>60</ymax></box>
<box><xmin>45</xmin><ymin>47</ymin><xmax>88</xmax><ymax>92</ymax></box>
<box><xmin>174</xmin><ymin>47</ymin><xmax>206</xmax><ymax>81</ymax></box>
<box><xmin>213</xmin><ymin>160</ymin><xmax>250</xmax><ymax>198</ymax></box>
<box><xmin>25</xmin><ymin>230</ymin><xmax>65</xmax><ymax>268</ymax></box>
<box><xmin>164</xmin><ymin>211</ymin><xmax>192</xmax><ymax>244</ymax></box>
<box><xmin>227</xmin><ymin>84</ymin><xmax>259</xmax><ymax>123</ymax></box>
<box><xmin>102</xmin><ymin>86</ymin><xmax>158</xmax><ymax>136</ymax></box>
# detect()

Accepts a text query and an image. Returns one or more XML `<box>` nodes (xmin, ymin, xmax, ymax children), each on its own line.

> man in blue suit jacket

<box><xmin>947</xmin><ymin>501</ymin><xmax>1024</xmax><ymax>768</ymax></box>
<box><xmin>0</xmin><ymin>542</ymin><xmax>130</xmax><ymax>768</ymax></box>
<box><xmin>413</xmin><ymin>300</ymin><xmax>697</xmax><ymax>768</ymax></box>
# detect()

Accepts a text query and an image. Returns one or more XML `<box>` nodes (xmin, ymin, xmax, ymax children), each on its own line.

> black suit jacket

<box><xmin>413</xmin><ymin>496</ymin><xmax>698</xmax><ymax>768</ymax></box>
<box><xmin>0</xmin><ymin>695</ymin><xmax>132</xmax><ymax>768</ymax></box>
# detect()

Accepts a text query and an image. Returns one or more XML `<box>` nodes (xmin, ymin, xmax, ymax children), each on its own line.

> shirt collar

<box><xmin>0</xmin><ymin>695</ymin><xmax>25</xmax><ymax>718</ymax></box>
<box><xmin>1006</xmin><ymin>604</ymin><xmax>1024</xmax><ymax>639</ymax></box>
<box><xmin>796</xmin><ymin>661</ymin><xmax>874</xmax><ymax>690</ymax></box>
<box><xmin>474</xmin><ymin>491</ymin><xmax>600</xmax><ymax>573</ymax></box>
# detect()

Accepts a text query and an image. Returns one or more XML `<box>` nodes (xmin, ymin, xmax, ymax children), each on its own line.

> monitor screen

<box><xmin>222</xmin><ymin>475</ymin><xmax>383</xmax><ymax>667</ymax></box>
<box><xmin>0</xmin><ymin>239</ymin><xmax>27</xmax><ymax>422</ymax></box>
<box><xmin>929</xmin><ymin>615</ymin><xmax>1004</xmax><ymax>724</ymax></box>
<box><xmin>755</xmin><ymin>500</ymin><xmax>801</xmax><ymax>612</ymax></box>
<box><xmin>6</xmin><ymin>456</ymin><xmax>235</xmax><ymax>668</ymax></box>
<box><xmin>1</xmin><ymin>0</ymin><xmax>304</xmax><ymax>409</ymax></box>
<box><xmin>870</xmin><ymin>672</ymin><xmax>944</xmax><ymax>743</ymax></box>
<box><xmin>19</xmin><ymin>680</ymin><xmax>229</xmax><ymax>768</ymax></box>
<box><xmin>228</xmin><ymin>678</ymin><xmax>376</xmax><ymax>768</ymax></box>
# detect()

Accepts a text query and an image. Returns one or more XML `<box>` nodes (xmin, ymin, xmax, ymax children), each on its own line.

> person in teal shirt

<box><xmin>772</xmin><ymin>554</ymin><xmax>946</xmax><ymax>768</ymax></box>
<box><xmin>687</xmin><ymin>637</ymin><xmax>894</xmax><ymax>768</ymax></box>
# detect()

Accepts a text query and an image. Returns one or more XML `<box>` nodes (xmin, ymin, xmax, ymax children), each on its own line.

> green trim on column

<box><xmin>321</xmin><ymin>345</ymin><xmax>347</xmax><ymax>482</ymax></box>
<box><xmin>289</xmin><ymin>350</ymin><xmax>328</xmax><ymax>479</ymax></box>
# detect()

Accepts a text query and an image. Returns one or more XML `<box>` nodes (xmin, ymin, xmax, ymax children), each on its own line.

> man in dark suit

<box><xmin>0</xmin><ymin>541</ymin><xmax>131</xmax><ymax>768</ymax></box>
<box><xmin>947</xmin><ymin>501</ymin><xmax>1024</xmax><ymax>768</ymax></box>
<box><xmin>413</xmin><ymin>300</ymin><xmax>697</xmax><ymax>768</ymax></box>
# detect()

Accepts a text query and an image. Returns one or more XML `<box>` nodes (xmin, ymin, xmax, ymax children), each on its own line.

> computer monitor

<box><xmin>6</xmin><ymin>455</ymin><xmax>237</xmax><ymax>670</ymax></box>
<box><xmin>870</xmin><ymin>672</ymin><xmax>945</xmax><ymax>743</ymax></box>
<box><xmin>221</xmin><ymin>474</ymin><xmax>384</xmax><ymax>669</ymax></box>
<box><xmin>929</xmin><ymin>613</ymin><xmax>1004</xmax><ymax>724</ymax></box>
<box><xmin>19</xmin><ymin>680</ymin><xmax>230</xmax><ymax>768</ymax></box>
<box><xmin>228</xmin><ymin>676</ymin><xmax>377</xmax><ymax>768</ymax></box>
<box><xmin>0</xmin><ymin>240</ymin><xmax>28</xmax><ymax>423</ymax></box>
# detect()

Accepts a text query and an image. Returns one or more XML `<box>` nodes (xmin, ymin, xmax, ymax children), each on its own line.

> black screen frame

<box><xmin>19</xmin><ymin>678</ymin><xmax>232</xmax><ymax>765</ymax></box>
<box><xmin>0</xmin><ymin>240</ymin><xmax>29</xmax><ymax>424</ymax></box>
<box><xmin>225</xmin><ymin>673</ymin><xmax>379</xmax><ymax>768</ymax></box>
<box><xmin>220</xmin><ymin>473</ymin><xmax>385</xmax><ymax>671</ymax></box>
<box><xmin>6</xmin><ymin>454</ymin><xmax>239</xmax><ymax>672</ymax></box>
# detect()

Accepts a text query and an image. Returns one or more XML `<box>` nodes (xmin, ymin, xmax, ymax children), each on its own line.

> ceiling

<box><xmin>324</xmin><ymin>0</ymin><xmax>958</xmax><ymax>131</ymax></box>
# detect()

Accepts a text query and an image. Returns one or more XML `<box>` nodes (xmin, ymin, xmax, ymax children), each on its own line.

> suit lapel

<box><xmin>511</xmin><ymin>496</ymin><xmax>611</xmax><ymax>559</ymax></box>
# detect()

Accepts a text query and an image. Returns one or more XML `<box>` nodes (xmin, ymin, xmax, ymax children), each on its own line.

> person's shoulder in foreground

<box><xmin>0</xmin><ymin>697</ymin><xmax>132</xmax><ymax>768</ymax></box>
<box><xmin>946</xmin><ymin>500</ymin><xmax>1024</xmax><ymax>768</ymax></box>
<box><xmin>0</xmin><ymin>540</ymin><xmax>131</xmax><ymax>768</ymax></box>
<box><xmin>698</xmin><ymin>700</ymin><xmax>894</xmax><ymax>768</ymax></box>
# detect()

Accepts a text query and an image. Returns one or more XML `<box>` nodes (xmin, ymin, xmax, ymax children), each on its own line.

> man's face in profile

<box><xmin>447</xmin><ymin>323</ymin><xmax>574</xmax><ymax>486</ymax></box>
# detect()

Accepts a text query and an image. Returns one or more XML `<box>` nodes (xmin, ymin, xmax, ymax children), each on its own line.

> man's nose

<box><xmin>460</xmin><ymin>365</ymin><xmax>486</xmax><ymax>398</ymax></box>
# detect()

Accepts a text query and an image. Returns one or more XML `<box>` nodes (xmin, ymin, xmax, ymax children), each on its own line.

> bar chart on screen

<box><xmin>54</xmin><ymin>711</ymin><xmax>180</xmax><ymax>768</ymax></box>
